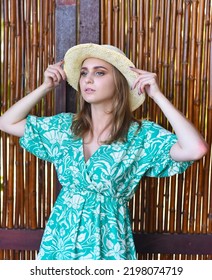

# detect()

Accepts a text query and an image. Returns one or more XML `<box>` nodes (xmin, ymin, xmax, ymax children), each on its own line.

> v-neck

<box><xmin>80</xmin><ymin>138</ymin><xmax>107</xmax><ymax>165</ymax></box>
<box><xmin>79</xmin><ymin>122</ymin><xmax>138</xmax><ymax>165</ymax></box>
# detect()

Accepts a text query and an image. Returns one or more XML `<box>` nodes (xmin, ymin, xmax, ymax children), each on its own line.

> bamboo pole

<box><xmin>14</xmin><ymin>0</ymin><xmax>22</xmax><ymax>229</ymax></box>
<box><xmin>144</xmin><ymin>0</ymin><xmax>149</xmax><ymax>70</ymax></box>
<box><xmin>175</xmin><ymin>0</ymin><xmax>183</xmax><ymax>111</ymax></box>
<box><xmin>0</xmin><ymin>2</ymin><xmax>3</xmax><ymax>259</ymax></box>
<box><xmin>7</xmin><ymin>0</ymin><xmax>16</xmax><ymax>229</ymax></box>
<box><xmin>19</xmin><ymin>0</ymin><xmax>25</xmax><ymax>228</ymax></box>
<box><xmin>182</xmin><ymin>0</ymin><xmax>190</xmax><ymax>116</ymax></box>
<box><xmin>207</xmin><ymin>0</ymin><xmax>212</xmax><ymax>233</ymax></box>
<box><xmin>120</xmin><ymin>0</ymin><xmax>125</xmax><ymax>50</ymax></box>
<box><xmin>201</xmin><ymin>0</ymin><xmax>211</xmax><ymax>234</ymax></box>
<box><xmin>100</xmin><ymin>0</ymin><xmax>105</xmax><ymax>44</ymax></box>
<box><xmin>176</xmin><ymin>174</ymin><xmax>184</xmax><ymax>232</ymax></box>
<box><xmin>126</xmin><ymin>0</ymin><xmax>131</xmax><ymax>57</ymax></box>
<box><xmin>2</xmin><ymin>0</ymin><xmax>9</xmax><ymax>229</ymax></box>
<box><xmin>138</xmin><ymin>0</ymin><xmax>144</xmax><ymax>70</ymax></box>
<box><xmin>107</xmin><ymin>0</ymin><xmax>113</xmax><ymax>44</ymax></box>
<box><xmin>113</xmin><ymin>0</ymin><xmax>119</xmax><ymax>47</ymax></box>
<box><xmin>157</xmin><ymin>178</ymin><xmax>164</xmax><ymax>232</ymax></box>
<box><xmin>29</xmin><ymin>0</ymin><xmax>38</xmax><ymax>229</ymax></box>
<box><xmin>149</xmin><ymin>0</ymin><xmax>156</xmax><ymax>73</ymax></box>
<box><xmin>149</xmin><ymin>0</ymin><xmax>157</xmax><ymax>122</ymax></box>
<box><xmin>169</xmin><ymin>0</ymin><xmax>177</xmax><ymax>107</ymax></box>
<box><xmin>131</xmin><ymin>0</ymin><xmax>137</xmax><ymax>63</ymax></box>
<box><xmin>170</xmin><ymin>177</ymin><xmax>176</xmax><ymax>233</ymax></box>
<box><xmin>162</xmin><ymin>0</ymin><xmax>171</xmax><ymax>102</ymax></box>
<box><xmin>154</xmin><ymin>0</ymin><xmax>160</xmax><ymax>73</ymax></box>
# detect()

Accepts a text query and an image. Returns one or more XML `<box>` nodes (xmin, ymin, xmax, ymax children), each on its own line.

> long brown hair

<box><xmin>71</xmin><ymin>65</ymin><xmax>141</xmax><ymax>144</ymax></box>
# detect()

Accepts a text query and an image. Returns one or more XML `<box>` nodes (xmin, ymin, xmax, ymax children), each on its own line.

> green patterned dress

<box><xmin>19</xmin><ymin>113</ymin><xmax>192</xmax><ymax>260</ymax></box>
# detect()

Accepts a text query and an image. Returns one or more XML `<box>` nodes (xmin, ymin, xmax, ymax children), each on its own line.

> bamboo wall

<box><xmin>0</xmin><ymin>0</ymin><xmax>211</xmax><ymax>260</ymax></box>
<box><xmin>0</xmin><ymin>0</ymin><xmax>56</xmax><ymax>260</ymax></box>
<box><xmin>100</xmin><ymin>0</ymin><xmax>211</xmax><ymax>259</ymax></box>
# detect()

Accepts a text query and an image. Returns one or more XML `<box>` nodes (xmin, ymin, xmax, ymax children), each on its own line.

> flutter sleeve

<box><xmin>19</xmin><ymin>113</ymin><xmax>73</xmax><ymax>163</ymax></box>
<box><xmin>141</xmin><ymin>121</ymin><xmax>193</xmax><ymax>177</ymax></box>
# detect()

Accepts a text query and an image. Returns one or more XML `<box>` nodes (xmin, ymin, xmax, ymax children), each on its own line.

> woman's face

<box><xmin>79</xmin><ymin>58</ymin><xmax>116</xmax><ymax>110</ymax></box>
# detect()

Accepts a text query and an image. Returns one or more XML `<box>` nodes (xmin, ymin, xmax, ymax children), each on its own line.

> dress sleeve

<box><xmin>142</xmin><ymin>121</ymin><xmax>193</xmax><ymax>177</ymax></box>
<box><xmin>19</xmin><ymin>113</ymin><xmax>73</xmax><ymax>162</ymax></box>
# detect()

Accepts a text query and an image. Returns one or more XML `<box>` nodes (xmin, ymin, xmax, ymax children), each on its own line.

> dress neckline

<box><xmin>80</xmin><ymin>138</ymin><xmax>107</xmax><ymax>165</ymax></box>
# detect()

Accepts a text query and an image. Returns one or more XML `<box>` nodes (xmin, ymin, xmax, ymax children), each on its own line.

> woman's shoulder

<box><xmin>48</xmin><ymin>112</ymin><xmax>75</xmax><ymax>130</ymax></box>
<box><xmin>129</xmin><ymin>119</ymin><xmax>156</xmax><ymax>134</ymax></box>
<box><xmin>26</xmin><ymin>112</ymin><xmax>75</xmax><ymax>132</ymax></box>
<box><xmin>42</xmin><ymin>112</ymin><xmax>75</xmax><ymax>125</ymax></box>
<box><xmin>48</xmin><ymin>112</ymin><xmax>74</xmax><ymax>122</ymax></box>
<box><xmin>129</xmin><ymin>119</ymin><xmax>173</xmax><ymax>141</ymax></box>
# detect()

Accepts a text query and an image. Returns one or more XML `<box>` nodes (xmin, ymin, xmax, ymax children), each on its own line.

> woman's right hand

<box><xmin>43</xmin><ymin>60</ymin><xmax>67</xmax><ymax>89</ymax></box>
<box><xmin>0</xmin><ymin>60</ymin><xmax>67</xmax><ymax>137</ymax></box>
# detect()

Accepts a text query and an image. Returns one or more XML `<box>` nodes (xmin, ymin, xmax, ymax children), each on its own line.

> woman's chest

<box><xmin>83</xmin><ymin>139</ymin><xmax>100</xmax><ymax>163</ymax></box>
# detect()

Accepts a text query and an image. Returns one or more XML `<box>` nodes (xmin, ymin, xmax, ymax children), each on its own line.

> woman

<box><xmin>0</xmin><ymin>43</ymin><xmax>208</xmax><ymax>260</ymax></box>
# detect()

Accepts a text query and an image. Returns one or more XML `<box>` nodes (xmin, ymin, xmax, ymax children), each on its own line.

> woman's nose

<box><xmin>85</xmin><ymin>74</ymin><xmax>93</xmax><ymax>84</ymax></box>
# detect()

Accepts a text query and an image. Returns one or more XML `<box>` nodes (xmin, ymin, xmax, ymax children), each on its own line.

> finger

<box><xmin>131</xmin><ymin>76</ymin><xmax>143</xmax><ymax>90</ymax></box>
<box><xmin>131</xmin><ymin>79</ymin><xmax>146</xmax><ymax>95</ymax></box>
<box><xmin>54</xmin><ymin>66</ymin><xmax>66</xmax><ymax>80</ymax></box>
<box><xmin>136</xmin><ymin>81</ymin><xmax>146</xmax><ymax>95</ymax></box>
<box><xmin>48</xmin><ymin>65</ymin><xmax>66</xmax><ymax>82</ymax></box>
<box><xmin>55</xmin><ymin>60</ymin><xmax>64</xmax><ymax>66</ymax></box>
<box><xmin>137</xmin><ymin>78</ymin><xmax>156</xmax><ymax>90</ymax></box>
<box><xmin>132</xmin><ymin>76</ymin><xmax>152</xmax><ymax>90</ymax></box>
<box><xmin>49</xmin><ymin>61</ymin><xmax>66</xmax><ymax>80</ymax></box>
<box><xmin>130</xmin><ymin>67</ymin><xmax>149</xmax><ymax>75</ymax></box>
<box><xmin>132</xmin><ymin>73</ymin><xmax>157</xmax><ymax>90</ymax></box>
<box><xmin>137</xmin><ymin>81</ymin><xmax>149</xmax><ymax>95</ymax></box>
<box><xmin>45</xmin><ymin>68</ymin><xmax>62</xmax><ymax>83</ymax></box>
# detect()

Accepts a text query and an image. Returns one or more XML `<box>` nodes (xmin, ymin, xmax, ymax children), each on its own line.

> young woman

<box><xmin>0</xmin><ymin>43</ymin><xmax>208</xmax><ymax>260</ymax></box>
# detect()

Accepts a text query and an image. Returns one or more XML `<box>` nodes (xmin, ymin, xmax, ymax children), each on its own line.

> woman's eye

<box><xmin>96</xmin><ymin>71</ymin><xmax>105</xmax><ymax>76</ymax></box>
<box><xmin>80</xmin><ymin>71</ymin><xmax>87</xmax><ymax>77</ymax></box>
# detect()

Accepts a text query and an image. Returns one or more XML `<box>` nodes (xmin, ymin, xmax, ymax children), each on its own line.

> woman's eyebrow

<box><xmin>81</xmin><ymin>66</ymin><xmax>108</xmax><ymax>70</ymax></box>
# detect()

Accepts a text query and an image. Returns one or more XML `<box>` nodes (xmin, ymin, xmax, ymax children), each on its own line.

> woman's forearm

<box><xmin>0</xmin><ymin>61</ymin><xmax>66</xmax><ymax>137</ymax></box>
<box><xmin>130</xmin><ymin>67</ymin><xmax>208</xmax><ymax>161</ymax></box>
<box><xmin>0</xmin><ymin>83</ymin><xmax>50</xmax><ymax>137</ymax></box>
<box><xmin>153</xmin><ymin>92</ymin><xmax>208</xmax><ymax>161</ymax></box>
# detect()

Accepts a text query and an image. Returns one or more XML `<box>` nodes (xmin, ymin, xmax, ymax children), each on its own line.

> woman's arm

<box><xmin>131</xmin><ymin>68</ymin><xmax>208</xmax><ymax>161</ymax></box>
<box><xmin>0</xmin><ymin>61</ymin><xmax>66</xmax><ymax>137</ymax></box>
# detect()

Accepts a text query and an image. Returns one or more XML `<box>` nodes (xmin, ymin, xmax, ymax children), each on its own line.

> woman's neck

<box><xmin>90</xmin><ymin>107</ymin><xmax>112</xmax><ymax>135</ymax></box>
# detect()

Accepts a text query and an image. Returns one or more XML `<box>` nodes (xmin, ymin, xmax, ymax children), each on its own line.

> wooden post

<box><xmin>55</xmin><ymin>0</ymin><xmax>77</xmax><ymax>114</ymax></box>
<box><xmin>79</xmin><ymin>0</ymin><xmax>100</xmax><ymax>44</ymax></box>
<box><xmin>54</xmin><ymin>0</ymin><xmax>101</xmax><ymax>195</ymax></box>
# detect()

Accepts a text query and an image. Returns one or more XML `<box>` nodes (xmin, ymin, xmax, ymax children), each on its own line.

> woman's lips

<box><xmin>85</xmin><ymin>88</ymin><xmax>95</xmax><ymax>94</ymax></box>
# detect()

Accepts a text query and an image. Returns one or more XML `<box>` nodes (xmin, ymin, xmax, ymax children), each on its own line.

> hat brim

<box><xmin>64</xmin><ymin>43</ymin><xmax>145</xmax><ymax>111</ymax></box>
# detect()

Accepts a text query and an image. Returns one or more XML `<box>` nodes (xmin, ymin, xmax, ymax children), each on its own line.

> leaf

<box><xmin>77</xmin><ymin>233</ymin><xmax>86</xmax><ymax>242</ymax></box>
<box><xmin>106</xmin><ymin>239</ymin><xmax>114</xmax><ymax>249</ymax></box>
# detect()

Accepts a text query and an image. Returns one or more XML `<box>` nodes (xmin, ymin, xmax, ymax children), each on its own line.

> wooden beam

<box><xmin>1</xmin><ymin>229</ymin><xmax>212</xmax><ymax>255</ymax></box>
<box><xmin>134</xmin><ymin>233</ymin><xmax>212</xmax><ymax>255</ymax></box>
<box><xmin>0</xmin><ymin>229</ymin><xmax>43</xmax><ymax>250</ymax></box>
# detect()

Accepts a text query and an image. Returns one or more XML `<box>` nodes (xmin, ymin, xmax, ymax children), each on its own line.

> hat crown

<box><xmin>101</xmin><ymin>44</ymin><xmax>126</xmax><ymax>56</ymax></box>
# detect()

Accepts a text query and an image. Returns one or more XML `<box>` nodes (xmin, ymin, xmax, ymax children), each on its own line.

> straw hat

<box><xmin>64</xmin><ymin>43</ymin><xmax>145</xmax><ymax>111</ymax></box>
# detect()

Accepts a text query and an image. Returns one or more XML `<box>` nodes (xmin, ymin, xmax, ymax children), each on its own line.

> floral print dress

<box><xmin>19</xmin><ymin>113</ymin><xmax>192</xmax><ymax>260</ymax></box>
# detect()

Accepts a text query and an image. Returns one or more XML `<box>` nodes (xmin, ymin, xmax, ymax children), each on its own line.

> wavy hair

<box><xmin>71</xmin><ymin>65</ymin><xmax>141</xmax><ymax>144</ymax></box>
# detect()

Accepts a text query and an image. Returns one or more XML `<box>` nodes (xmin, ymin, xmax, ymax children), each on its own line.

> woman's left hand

<box><xmin>130</xmin><ymin>68</ymin><xmax>162</xmax><ymax>99</ymax></box>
